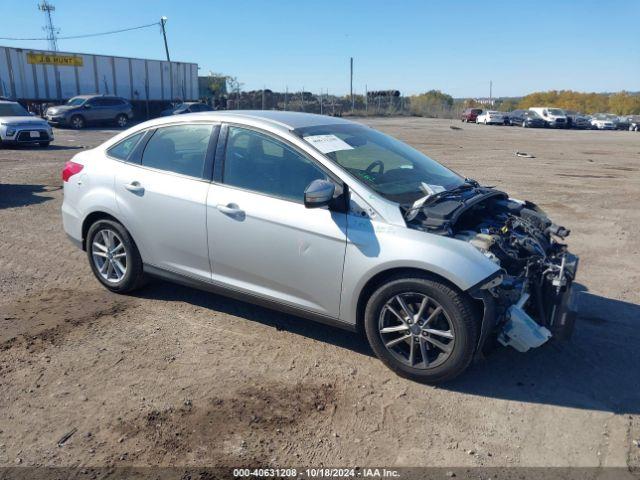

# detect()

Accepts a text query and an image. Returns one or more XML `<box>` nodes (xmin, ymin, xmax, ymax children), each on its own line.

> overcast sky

<box><xmin>1</xmin><ymin>0</ymin><xmax>638</xmax><ymax>97</ymax></box>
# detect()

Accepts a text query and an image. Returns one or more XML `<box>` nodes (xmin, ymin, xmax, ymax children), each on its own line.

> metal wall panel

<box><xmin>130</xmin><ymin>58</ymin><xmax>147</xmax><ymax>101</ymax></box>
<box><xmin>76</xmin><ymin>54</ymin><xmax>95</xmax><ymax>95</ymax></box>
<box><xmin>113</xmin><ymin>57</ymin><xmax>130</xmax><ymax>100</ymax></box>
<box><xmin>146</xmin><ymin>60</ymin><xmax>162</xmax><ymax>99</ymax></box>
<box><xmin>0</xmin><ymin>47</ymin><xmax>12</xmax><ymax>98</ymax></box>
<box><xmin>95</xmin><ymin>56</ymin><xmax>115</xmax><ymax>95</ymax></box>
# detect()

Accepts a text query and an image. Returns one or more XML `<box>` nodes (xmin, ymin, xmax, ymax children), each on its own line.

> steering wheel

<box><xmin>365</xmin><ymin>160</ymin><xmax>384</xmax><ymax>175</ymax></box>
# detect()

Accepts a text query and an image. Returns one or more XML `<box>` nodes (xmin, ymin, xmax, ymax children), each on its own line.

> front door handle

<box><xmin>124</xmin><ymin>181</ymin><xmax>144</xmax><ymax>194</ymax></box>
<box><xmin>216</xmin><ymin>203</ymin><xmax>245</xmax><ymax>217</ymax></box>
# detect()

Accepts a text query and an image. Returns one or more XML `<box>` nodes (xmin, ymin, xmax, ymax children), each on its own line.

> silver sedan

<box><xmin>61</xmin><ymin>111</ymin><xmax>578</xmax><ymax>382</ymax></box>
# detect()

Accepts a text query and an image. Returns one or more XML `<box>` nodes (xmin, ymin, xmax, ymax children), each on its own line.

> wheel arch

<box><xmin>354</xmin><ymin>267</ymin><xmax>482</xmax><ymax>335</ymax></box>
<box><xmin>81</xmin><ymin>211</ymin><xmax>126</xmax><ymax>251</ymax></box>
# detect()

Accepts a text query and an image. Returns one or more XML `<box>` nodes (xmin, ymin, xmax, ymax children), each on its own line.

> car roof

<box><xmin>143</xmin><ymin>110</ymin><xmax>357</xmax><ymax>131</ymax></box>
<box><xmin>0</xmin><ymin>100</ymin><xmax>19</xmax><ymax>104</ymax></box>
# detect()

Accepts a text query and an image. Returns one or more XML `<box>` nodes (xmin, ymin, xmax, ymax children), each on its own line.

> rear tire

<box><xmin>86</xmin><ymin>219</ymin><xmax>146</xmax><ymax>293</ymax></box>
<box><xmin>364</xmin><ymin>275</ymin><xmax>478</xmax><ymax>384</ymax></box>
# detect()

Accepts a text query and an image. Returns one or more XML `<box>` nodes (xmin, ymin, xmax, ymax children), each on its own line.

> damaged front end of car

<box><xmin>403</xmin><ymin>182</ymin><xmax>579</xmax><ymax>354</ymax></box>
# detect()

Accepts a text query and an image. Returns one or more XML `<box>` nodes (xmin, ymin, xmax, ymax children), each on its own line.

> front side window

<box><xmin>223</xmin><ymin>126</ymin><xmax>327</xmax><ymax>203</ymax></box>
<box><xmin>141</xmin><ymin>124</ymin><xmax>213</xmax><ymax>178</ymax></box>
<box><xmin>296</xmin><ymin>123</ymin><xmax>463</xmax><ymax>204</ymax></box>
<box><xmin>107</xmin><ymin>131</ymin><xmax>144</xmax><ymax>161</ymax></box>
<box><xmin>66</xmin><ymin>97</ymin><xmax>85</xmax><ymax>106</ymax></box>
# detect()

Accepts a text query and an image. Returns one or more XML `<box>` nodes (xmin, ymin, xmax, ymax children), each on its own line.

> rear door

<box><xmin>114</xmin><ymin>122</ymin><xmax>218</xmax><ymax>281</ymax></box>
<box><xmin>206</xmin><ymin>125</ymin><xmax>348</xmax><ymax>318</ymax></box>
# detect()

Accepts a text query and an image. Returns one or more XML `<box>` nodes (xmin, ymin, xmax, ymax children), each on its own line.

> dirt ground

<box><xmin>1</xmin><ymin>118</ymin><xmax>639</xmax><ymax>472</ymax></box>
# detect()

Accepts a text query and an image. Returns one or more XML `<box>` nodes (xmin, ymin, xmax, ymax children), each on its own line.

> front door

<box><xmin>206</xmin><ymin>126</ymin><xmax>347</xmax><ymax>318</ymax></box>
<box><xmin>114</xmin><ymin>123</ymin><xmax>216</xmax><ymax>280</ymax></box>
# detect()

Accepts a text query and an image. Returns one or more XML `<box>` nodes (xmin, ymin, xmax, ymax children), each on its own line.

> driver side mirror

<box><xmin>83</xmin><ymin>104</ymin><xmax>92</xmax><ymax>109</ymax></box>
<box><xmin>304</xmin><ymin>179</ymin><xmax>335</xmax><ymax>209</ymax></box>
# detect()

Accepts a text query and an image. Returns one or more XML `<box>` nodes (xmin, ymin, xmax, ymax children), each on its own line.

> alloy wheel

<box><xmin>91</xmin><ymin>228</ymin><xmax>127</xmax><ymax>283</ymax></box>
<box><xmin>378</xmin><ymin>292</ymin><xmax>455</xmax><ymax>369</ymax></box>
<box><xmin>72</xmin><ymin>116</ymin><xmax>84</xmax><ymax>129</ymax></box>
<box><xmin>117</xmin><ymin>115</ymin><xmax>128</xmax><ymax>128</ymax></box>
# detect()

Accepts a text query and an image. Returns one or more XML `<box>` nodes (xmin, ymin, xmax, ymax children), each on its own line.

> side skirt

<box><xmin>143</xmin><ymin>264</ymin><xmax>357</xmax><ymax>333</ymax></box>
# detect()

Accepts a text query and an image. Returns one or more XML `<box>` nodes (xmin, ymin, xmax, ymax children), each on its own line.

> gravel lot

<box><xmin>1</xmin><ymin>118</ymin><xmax>639</xmax><ymax>470</ymax></box>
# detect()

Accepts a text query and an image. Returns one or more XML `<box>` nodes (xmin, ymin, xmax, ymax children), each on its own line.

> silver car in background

<box><xmin>61</xmin><ymin>111</ymin><xmax>578</xmax><ymax>382</ymax></box>
<box><xmin>0</xmin><ymin>100</ymin><xmax>54</xmax><ymax>147</ymax></box>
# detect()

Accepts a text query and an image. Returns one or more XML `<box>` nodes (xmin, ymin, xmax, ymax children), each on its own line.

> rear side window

<box><xmin>107</xmin><ymin>131</ymin><xmax>144</xmax><ymax>161</ymax></box>
<box><xmin>141</xmin><ymin>124</ymin><xmax>213</xmax><ymax>178</ymax></box>
<box><xmin>103</xmin><ymin>98</ymin><xmax>124</xmax><ymax>106</ymax></box>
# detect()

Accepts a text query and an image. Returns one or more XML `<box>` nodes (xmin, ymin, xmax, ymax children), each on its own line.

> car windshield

<box><xmin>526</xmin><ymin>111</ymin><xmax>541</xmax><ymax>118</ymax></box>
<box><xmin>295</xmin><ymin>123</ymin><xmax>464</xmax><ymax>204</ymax></box>
<box><xmin>0</xmin><ymin>102</ymin><xmax>30</xmax><ymax>116</ymax></box>
<box><xmin>66</xmin><ymin>97</ymin><xmax>86</xmax><ymax>106</ymax></box>
<box><xmin>548</xmin><ymin>108</ymin><xmax>564</xmax><ymax>115</ymax></box>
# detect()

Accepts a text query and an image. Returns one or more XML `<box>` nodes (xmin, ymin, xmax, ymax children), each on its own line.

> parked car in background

<box><xmin>628</xmin><ymin>115</ymin><xmax>640</xmax><ymax>131</ymax></box>
<box><xmin>476</xmin><ymin>110</ymin><xmax>505</xmax><ymax>125</ymax></box>
<box><xmin>0</xmin><ymin>100</ymin><xmax>53</xmax><ymax>147</ymax></box>
<box><xmin>45</xmin><ymin>95</ymin><xmax>134</xmax><ymax>129</ymax></box>
<box><xmin>564</xmin><ymin>111</ymin><xmax>592</xmax><ymax>129</ymax></box>
<box><xmin>61</xmin><ymin>111</ymin><xmax>578</xmax><ymax>383</ymax></box>
<box><xmin>508</xmin><ymin>110</ymin><xmax>546</xmax><ymax>128</ymax></box>
<box><xmin>590</xmin><ymin>114</ymin><xmax>616</xmax><ymax>130</ymax></box>
<box><xmin>161</xmin><ymin>102</ymin><xmax>213</xmax><ymax>116</ymax></box>
<box><xmin>613</xmin><ymin>115</ymin><xmax>631</xmax><ymax>131</ymax></box>
<box><xmin>497</xmin><ymin>112</ymin><xmax>511</xmax><ymax>125</ymax></box>
<box><xmin>461</xmin><ymin>108</ymin><xmax>483</xmax><ymax>122</ymax></box>
<box><xmin>528</xmin><ymin>107</ymin><xmax>568</xmax><ymax>128</ymax></box>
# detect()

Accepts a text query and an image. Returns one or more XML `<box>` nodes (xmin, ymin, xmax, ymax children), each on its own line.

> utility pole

<box><xmin>489</xmin><ymin>80</ymin><xmax>493</xmax><ymax>105</ymax></box>
<box><xmin>365</xmin><ymin>84</ymin><xmax>368</xmax><ymax>113</ymax></box>
<box><xmin>284</xmin><ymin>86</ymin><xmax>288</xmax><ymax>110</ymax></box>
<box><xmin>38</xmin><ymin>1</ymin><xmax>58</xmax><ymax>51</ymax></box>
<box><xmin>160</xmin><ymin>16</ymin><xmax>171</xmax><ymax>62</ymax></box>
<box><xmin>350</xmin><ymin>57</ymin><xmax>354</xmax><ymax>112</ymax></box>
<box><xmin>261</xmin><ymin>86</ymin><xmax>265</xmax><ymax>110</ymax></box>
<box><xmin>301</xmin><ymin>88</ymin><xmax>304</xmax><ymax>112</ymax></box>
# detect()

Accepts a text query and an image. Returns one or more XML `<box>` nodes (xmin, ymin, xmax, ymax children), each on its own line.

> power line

<box><xmin>0</xmin><ymin>21</ymin><xmax>160</xmax><ymax>42</ymax></box>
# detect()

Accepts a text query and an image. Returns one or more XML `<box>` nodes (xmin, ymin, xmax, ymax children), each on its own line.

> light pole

<box><xmin>160</xmin><ymin>16</ymin><xmax>171</xmax><ymax>62</ymax></box>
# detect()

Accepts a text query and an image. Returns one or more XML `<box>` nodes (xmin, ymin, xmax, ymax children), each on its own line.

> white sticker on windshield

<box><xmin>304</xmin><ymin>134</ymin><xmax>354</xmax><ymax>154</ymax></box>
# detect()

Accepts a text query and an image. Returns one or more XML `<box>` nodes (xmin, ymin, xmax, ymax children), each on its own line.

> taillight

<box><xmin>62</xmin><ymin>161</ymin><xmax>84</xmax><ymax>182</ymax></box>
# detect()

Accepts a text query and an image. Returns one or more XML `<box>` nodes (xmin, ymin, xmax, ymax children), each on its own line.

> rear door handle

<box><xmin>124</xmin><ymin>181</ymin><xmax>145</xmax><ymax>194</ymax></box>
<box><xmin>216</xmin><ymin>203</ymin><xmax>244</xmax><ymax>216</ymax></box>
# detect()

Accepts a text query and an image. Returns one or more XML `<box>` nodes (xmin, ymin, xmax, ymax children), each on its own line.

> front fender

<box><xmin>339</xmin><ymin>216</ymin><xmax>501</xmax><ymax>325</ymax></box>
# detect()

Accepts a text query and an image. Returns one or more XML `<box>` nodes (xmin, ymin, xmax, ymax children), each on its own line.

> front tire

<box><xmin>86</xmin><ymin>219</ymin><xmax>145</xmax><ymax>293</ymax></box>
<box><xmin>364</xmin><ymin>275</ymin><xmax>478</xmax><ymax>384</ymax></box>
<box><xmin>70</xmin><ymin>115</ymin><xmax>85</xmax><ymax>129</ymax></box>
<box><xmin>115</xmin><ymin>114</ymin><xmax>129</xmax><ymax>128</ymax></box>
<box><xmin>39</xmin><ymin>141</ymin><xmax>50</xmax><ymax>147</ymax></box>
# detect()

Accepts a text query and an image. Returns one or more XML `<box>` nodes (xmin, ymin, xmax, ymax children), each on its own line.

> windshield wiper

<box><xmin>403</xmin><ymin>178</ymin><xmax>479</xmax><ymax>221</ymax></box>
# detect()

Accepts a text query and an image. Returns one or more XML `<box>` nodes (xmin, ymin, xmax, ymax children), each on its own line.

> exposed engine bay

<box><xmin>403</xmin><ymin>182</ymin><xmax>579</xmax><ymax>353</ymax></box>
